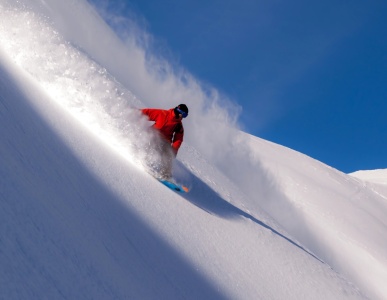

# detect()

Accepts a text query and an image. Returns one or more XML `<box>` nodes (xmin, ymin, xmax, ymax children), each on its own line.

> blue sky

<box><xmin>93</xmin><ymin>0</ymin><xmax>387</xmax><ymax>173</ymax></box>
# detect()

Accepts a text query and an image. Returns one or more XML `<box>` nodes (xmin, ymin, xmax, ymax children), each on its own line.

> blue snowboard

<box><xmin>158</xmin><ymin>179</ymin><xmax>189</xmax><ymax>193</ymax></box>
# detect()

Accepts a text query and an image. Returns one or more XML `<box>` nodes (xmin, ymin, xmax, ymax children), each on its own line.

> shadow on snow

<box><xmin>176</xmin><ymin>162</ymin><xmax>324</xmax><ymax>264</ymax></box>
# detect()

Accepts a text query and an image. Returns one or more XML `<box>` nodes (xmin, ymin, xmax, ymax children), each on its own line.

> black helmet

<box><xmin>175</xmin><ymin>104</ymin><xmax>189</xmax><ymax>118</ymax></box>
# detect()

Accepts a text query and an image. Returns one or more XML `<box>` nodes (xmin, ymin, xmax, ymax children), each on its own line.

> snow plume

<box><xmin>80</xmin><ymin>1</ymin><xmax>287</xmax><ymax>214</ymax></box>
<box><xmin>0</xmin><ymin>0</ymin><xmax>167</xmax><ymax>171</ymax></box>
<box><xmin>0</xmin><ymin>0</ymin><xmax>238</xmax><ymax>157</ymax></box>
<box><xmin>82</xmin><ymin>0</ymin><xmax>245</xmax><ymax>166</ymax></box>
<box><xmin>0</xmin><ymin>0</ymin><xmax>280</xmax><ymax>213</ymax></box>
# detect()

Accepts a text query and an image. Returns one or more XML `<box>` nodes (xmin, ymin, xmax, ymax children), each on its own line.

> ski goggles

<box><xmin>176</xmin><ymin>107</ymin><xmax>188</xmax><ymax>118</ymax></box>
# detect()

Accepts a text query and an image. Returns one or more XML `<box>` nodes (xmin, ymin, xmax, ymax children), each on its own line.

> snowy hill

<box><xmin>1</xmin><ymin>0</ymin><xmax>387</xmax><ymax>299</ymax></box>
<box><xmin>351</xmin><ymin>169</ymin><xmax>387</xmax><ymax>186</ymax></box>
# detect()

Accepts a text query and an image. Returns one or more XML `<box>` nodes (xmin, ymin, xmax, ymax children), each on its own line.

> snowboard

<box><xmin>158</xmin><ymin>179</ymin><xmax>189</xmax><ymax>193</ymax></box>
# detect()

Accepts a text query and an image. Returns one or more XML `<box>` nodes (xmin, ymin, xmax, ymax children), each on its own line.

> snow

<box><xmin>1</xmin><ymin>0</ymin><xmax>386</xmax><ymax>299</ymax></box>
<box><xmin>351</xmin><ymin>169</ymin><xmax>387</xmax><ymax>186</ymax></box>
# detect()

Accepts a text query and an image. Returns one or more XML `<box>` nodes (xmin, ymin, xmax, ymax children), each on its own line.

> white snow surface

<box><xmin>351</xmin><ymin>169</ymin><xmax>387</xmax><ymax>186</ymax></box>
<box><xmin>1</xmin><ymin>1</ymin><xmax>386</xmax><ymax>299</ymax></box>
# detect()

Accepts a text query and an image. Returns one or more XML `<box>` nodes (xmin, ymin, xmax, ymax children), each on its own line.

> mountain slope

<box><xmin>243</xmin><ymin>135</ymin><xmax>387</xmax><ymax>299</ymax></box>
<box><xmin>1</xmin><ymin>51</ymin><xmax>236</xmax><ymax>299</ymax></box>
<box><xmin>0</xmin><ymin>45</ymin><xmax>366</xmax><ymax>299</ymax></box>
<box><xmin>1</xmin><ymin>0</ymin><xmax>387</xmax><ymax>299</ymax></box>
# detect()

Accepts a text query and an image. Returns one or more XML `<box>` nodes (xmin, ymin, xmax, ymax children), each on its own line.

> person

<box><xmin>141</xmin><ymin>104</ymin><xmax>189</xmax><ymax>179</ymax></box>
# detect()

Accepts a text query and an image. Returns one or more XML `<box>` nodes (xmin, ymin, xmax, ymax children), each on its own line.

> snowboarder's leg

<box><xmin>142</xmin><ymin>136</ymin><xmax>174</xmax><ymax>180</ymax></box>
<box><xmin>158</xmin><ymin>141</ymin><xmax>174</xmax><ymax>180</ymax></box>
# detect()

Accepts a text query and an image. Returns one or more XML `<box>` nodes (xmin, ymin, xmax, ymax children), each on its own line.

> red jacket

<box><xmin>141</xmin><ymin>108</ymin><xmax>184</xmax><ymax>153</ymax></box>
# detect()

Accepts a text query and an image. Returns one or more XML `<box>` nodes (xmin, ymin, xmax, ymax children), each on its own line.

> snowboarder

<box><xmin>141</xmin><ymin>104</ymin><xmax>189</xmax><ymax>180</ymax></box>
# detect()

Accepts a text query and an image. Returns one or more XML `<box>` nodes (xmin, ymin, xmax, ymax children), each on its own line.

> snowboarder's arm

<box><xmin>141</xmin><ymin>108</ymin><xmax>161</xmax><ymax>121</ymax></box>
<box><xmin>171</xmin><ymin>126</ymin><xmax>184</xmax><ymax>155</ymax></box>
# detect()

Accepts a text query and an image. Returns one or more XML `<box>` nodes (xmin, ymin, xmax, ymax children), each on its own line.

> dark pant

<box><xmin>143</xmin><ymin>137</ymin><xmax>174</xmax><ymax>179</ymax></box>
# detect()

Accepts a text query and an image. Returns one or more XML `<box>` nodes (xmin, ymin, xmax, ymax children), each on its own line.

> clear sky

<box><xmin>92</xmin><ymin>0</ymin><xmax>387</xmax><ymax>173</ymax></box>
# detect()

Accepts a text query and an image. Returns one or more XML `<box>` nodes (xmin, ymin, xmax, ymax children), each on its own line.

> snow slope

<box><xmin>1</xmin><ymin>0</ymin><xmax>386</xmax><ymax>299</ymax></box>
